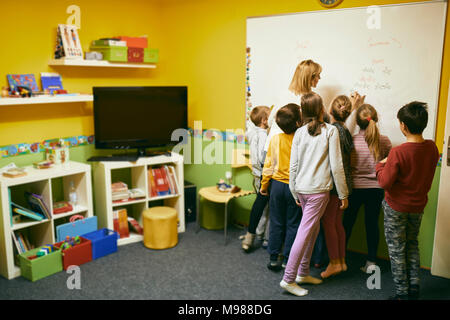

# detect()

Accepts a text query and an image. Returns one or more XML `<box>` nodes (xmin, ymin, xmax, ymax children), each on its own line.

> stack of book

<box><xmin>11</xmin><ymin>231</ymin><xmax>33</xmax><ymax>255</ymax></box>
<box><xmin>9</xmin><ymin>191</ymin><xmax>50</xmax><ymax>225</ymax></box>
<box><xmin>148</xmin><ymin>165</ymin><xmax>179</xmax><ymax>198</ymax></box>
<box><xmin>111</xmin><ymin>182</ymin><xmax>129</xmax><ymax>201</ymax></box>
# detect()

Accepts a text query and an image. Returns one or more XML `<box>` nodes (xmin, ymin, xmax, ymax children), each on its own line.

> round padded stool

<box><xmin>143</xmin><ymin>206</ymin><xmax>178</xmax><ymax>249</ymax></box>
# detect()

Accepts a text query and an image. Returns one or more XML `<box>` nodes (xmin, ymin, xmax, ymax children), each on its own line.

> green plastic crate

<box><xmin>90</xmin><ymin>46</ymin><xmax>128</xmax><ymax>62</ymax></box>
<box><xmin>144</xmin><ymin>48</ymin><xmax>159</xmax><ymax>63</ymax></box>
<box><xmin>19</xmin><ymin>247</ymin><xmax>63</xmax><ymax>282</ymax></box>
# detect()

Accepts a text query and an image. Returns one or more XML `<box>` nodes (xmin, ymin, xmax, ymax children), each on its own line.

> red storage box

<box><xmin>54</xmin><ymin>236</ymin><xmax>92</xmax><ymax>270</ymax></box>
<box><xmin>128</xmin><ymin>47</ymin><xmax>144</xmax><ymax>63</ymax></box>
<box><xmin>118</xmin><ymin>36</ymin><xmax>148</xmax><ymax>48</ymax></box>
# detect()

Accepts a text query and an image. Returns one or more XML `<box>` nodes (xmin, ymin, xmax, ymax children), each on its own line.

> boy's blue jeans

<box><xmin>267</xmin><ymin>179</ymin><xmax>302</xmax><ymax>262</ymax></box>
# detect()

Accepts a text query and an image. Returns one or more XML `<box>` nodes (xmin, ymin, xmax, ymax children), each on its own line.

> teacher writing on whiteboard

<box><xmin>263</xmin><ymin>59</ymin><xmax>322</xmax><ymax>156</ymax></box>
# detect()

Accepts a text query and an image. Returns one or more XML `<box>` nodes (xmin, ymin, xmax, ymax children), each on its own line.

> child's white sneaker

<box><xmin>280</xmin><ymin>280</ymin><xmax>308</xmax><ymax>296</ymax></box>
<box><xmin>360</xmin><ymin>261</ymin><xmax>376</xmax><ymax>273</ymax></box>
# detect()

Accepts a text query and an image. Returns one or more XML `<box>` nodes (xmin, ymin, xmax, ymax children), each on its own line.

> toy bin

<box><xmin>144</xmin><ymin>48</ymin><xmax>159</xmax><ymax>63</ymax></box>
<box><xmin>82</xmin><ymin>228</ymin><xmax>118</xmax><ymax>260</ymax></box>
<box><xmin>54</xmin><ymin>237</ymin><xmax>92</xmax><ymax>270</ymax></box>
<box><xmin>89</xmin><ymin>46</ymin><xmax>128</xmax><ymax>62</ymax></box>
<box><xmin>19</xmin><ymin>247</ymin><xmax>63</xmax><ymax>282</ymax></box>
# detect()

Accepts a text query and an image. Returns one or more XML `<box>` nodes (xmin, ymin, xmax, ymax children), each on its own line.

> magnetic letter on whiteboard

<box><xmin>367</xmin><ymin>6</ymin><xmax>381</xmax><ymax>30</ymax></box>
<box><xmin>66</xmin><ymin>5</ymin><xmax>81</xmax><ymax>29</ymax></box>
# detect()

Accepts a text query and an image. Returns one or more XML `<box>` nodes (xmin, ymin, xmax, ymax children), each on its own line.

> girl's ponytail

<box><xmin>308</xmin><ymin>118</ymin><xmax>323</xmax><ymax>136</ymax></box>
<box><xmin>301</xmin><ymin>93</ymin><xmax>325</xmax><ymax>137</ymax></box>
<box><xmin>356</xmin><ymin>104</ymin><xmax>381</xmax><ymax>161</ymax></box>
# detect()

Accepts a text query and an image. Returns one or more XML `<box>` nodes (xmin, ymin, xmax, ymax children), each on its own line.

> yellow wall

<box><xmin>0</xmin><ymin>0</ymin><xmax>449</xmax><ymax>151</ymax></box>
<box><xmin>0</xmin><ymin>0</ymin><xmax>164</xmax><ymax>146</ymax></box>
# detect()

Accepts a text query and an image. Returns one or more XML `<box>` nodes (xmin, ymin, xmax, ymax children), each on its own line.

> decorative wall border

<box><xmin>1</xmin><ymin>129</ymin><xmax>248</xmax><ymax>159</ymax></box>
<box><xmin>0</xmin><ymin>135</ymin><xmax>95</xmax><ymax>158</ymax></box>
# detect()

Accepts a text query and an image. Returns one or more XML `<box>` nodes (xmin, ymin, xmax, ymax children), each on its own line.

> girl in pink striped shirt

<box><xmin>343</xmin><ymin>104</ymin><xmax>392</xmax><ymax>272</ymax></box>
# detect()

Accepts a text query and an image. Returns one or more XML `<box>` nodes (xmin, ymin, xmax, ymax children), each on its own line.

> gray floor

<box><xmin>1</xmin><ymin>222</ymin><xmax>449</xmax><ymax>300</ymax></box>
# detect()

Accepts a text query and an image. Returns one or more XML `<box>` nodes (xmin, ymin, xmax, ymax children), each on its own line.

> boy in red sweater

<box><xmin>376</xmin><ymin>101</ymin><xmax>439</xmax><ymax>300</ymax></box>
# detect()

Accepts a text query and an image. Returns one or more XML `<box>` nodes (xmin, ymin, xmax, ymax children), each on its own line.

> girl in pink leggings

<box><xmin>280</xmin><ymin>92</ymin><xmax>349</xmax><ymax>297</ymax></box>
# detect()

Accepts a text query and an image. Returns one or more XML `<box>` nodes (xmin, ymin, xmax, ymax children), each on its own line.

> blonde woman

<box><xmin>263</xmin><ymin>60</ymin><xmax>322</xmax><ymax>156</ymax></box>
<box><xmin>343</xmin><ymin>104</ymin><xmax>392</xmax><ymax>273</ymax></box>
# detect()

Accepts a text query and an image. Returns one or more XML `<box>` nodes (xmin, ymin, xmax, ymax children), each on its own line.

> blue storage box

<box><xmin>82</xmin><ymin>228</ymin><xmax>118</xmax><ymax>259</ymax></box>
<box><xmin>56</xmin><ymin>216</ymin><xmax>98</xmax><ymax>242</ymax></box>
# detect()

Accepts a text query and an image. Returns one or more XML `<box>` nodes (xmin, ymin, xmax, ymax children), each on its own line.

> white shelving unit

<box><xmin>49</xmin><ymin>59</ymin><xmax>156</xmax><ymax>69</ymax></box>
<box><xmin>0</xmin><ymin>161</ymin><xmax>93</xmax><ymax>280</ymax></box>
<box><xmin>0</xmin><ymin>94</ymin><xmax>93</xmax><ymax>106</ymax></box>
<box><xmin>93</xmin><ymin>153</ymin><xmax>184</xmax><ymax>246</ymax></box>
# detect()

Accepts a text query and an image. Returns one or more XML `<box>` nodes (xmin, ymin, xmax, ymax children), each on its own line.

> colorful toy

<box><xmin>60</xmin><ymin>236</ymin><xmax>81</xmax><ymax>250</ymax></box>
<box><xmin>36</xmin><ymin>244</ymin><xmax>54</xmax><ymax>257</ymax></box>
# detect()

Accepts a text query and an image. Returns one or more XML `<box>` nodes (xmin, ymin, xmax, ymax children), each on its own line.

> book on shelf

<box><xmin>113</xmin><ymin>208</ymin><xmax>130</xmax><ymax>238</ymax></box>
<box><xmin>53</xmin><ymin>201</ymin><xmax>73</xmax><ymax>214</ymax></box>
<box><xmin>6</xmin><ymin>74</ymin><xmax>39</xmax><ymax>92</ymax></box>
<box><xmin>153</xmin><ymin>167</ymin><xmax>170</xmax><ymax>196</ymax></box>
<box><xmin>128</xmin><ymin>188</ymin><xmax>145</xmax><ymax>199</ymax></box>
<box><xmin>12</xmin><ymin>231</ymin><xmax>33</xmax><ymax>254</ymax></box>
<box><xmin>111</xmin><ymin>181</ymin><xmax>129</xmax><ymax>200</ymax></box>
<box><xmin>92</xmin><ymin>39</ymin><xmax>127</xmax><ymax>47</ymax></box>
<box><xmin>25</xmin><ymin>192</ymin><xmax>51</xmax><ymax>219</ymax></box>
<box><xmin>127</xmin><ymin>217</ymin><xmax>143</xmax><ymax>235</ymax></box>
<box><xmin>10</xmin><ymin>201</ymin><xmax>44</xmax><ymax>222</ymax></box>
<box><xmin>2</xmin><ymin>167</ymin><xmax>27</xmax><ymax>178</ymax></box>
<box><xmin>56</xmin><ymin>24</ymin><xmax>83</xmax><ymax>60</ymax></box>
<box><xmin>147</xmin><ymin>169</ymin><xmax>157</xmax><ymax>197</ymax></box>
<box><xmin>40</xmin><ymin>72</ymin><xmax>64</xmax><ymax>94</ymax></box>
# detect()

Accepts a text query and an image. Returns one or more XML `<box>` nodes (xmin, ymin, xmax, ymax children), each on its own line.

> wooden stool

<box><xmin>196</xmin><ymin>186</ymin><xmax>254</xmax><ymax>245</ymax></box>
<box><xmin>143</xmin><ymin>206</ymin><xmax>178</xmax><ymax>249</ymax></box>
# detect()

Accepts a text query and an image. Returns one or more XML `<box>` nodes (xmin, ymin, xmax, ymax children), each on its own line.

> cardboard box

<box><xmin>144</xmin><ymin>48</ymin><xmax>159</xmax><ymax>63</ymax></box>
<box><xmin>128</xmin><ymin>47</ymin><xmax>144</xmax><ymax>63</ymax></box>
<box><xmin>46</xmin><ymin>146</ymin><xmax>69</xmax><ymax>165</ymax></box>
<box><xmin>117</xmin><ymin>36</ymin><xmax>148</xmax><ymax>48</ymax></box>
<box><xmin>89</xmin><ymin>46</ymin><xmax>128</xmax><ymax>62</ymax></box>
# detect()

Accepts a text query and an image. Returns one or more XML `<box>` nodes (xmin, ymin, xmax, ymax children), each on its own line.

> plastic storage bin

<box><xmin>144</xmin><ymin>48</ymin><xmax>159</xmax><ymax>63</ymax></box>
<box><xmin>54</xmin><ymin>236</ymin><xmax>92</xmax><ymax>270</ymax></box>
<box><xmin>89</xmin><ymin>46</ymin><xmax>128</xmax><ymax>62</ymax></box>
<box><xmin>19</xmin><ymin>247</ymin><xmax>63</xmax><ymax>282</ymax></box>
<box><xmin>82</xmin><ymin>228</ymin><xmax>118</xmax><ymax>259</ymax></box>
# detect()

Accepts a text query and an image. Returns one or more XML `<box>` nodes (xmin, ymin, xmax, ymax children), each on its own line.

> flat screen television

<box><xmin>92</xmin><ymin>86</ymin><xmax>187</xmax><ymax>157</ymax></box>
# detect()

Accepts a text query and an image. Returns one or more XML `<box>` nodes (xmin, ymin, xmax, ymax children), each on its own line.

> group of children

<box><xmin>242</xmin><ymin>59</ymin><xmax>440</xmax><ymax>300</ymax></box>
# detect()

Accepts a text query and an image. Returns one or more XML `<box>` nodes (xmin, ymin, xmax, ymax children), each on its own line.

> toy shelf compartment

<box><xmin>0</xmin><ymin>161</ymin><xmax>94</xmax><ymax>280</ymax></box>
<box><xmin>93</xmin><ymin>153</ymin><xmax>185</xmax><ymax>247</ymax></box>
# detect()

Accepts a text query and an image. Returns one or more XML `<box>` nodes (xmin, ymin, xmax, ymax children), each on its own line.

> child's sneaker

<box><xmin>241</xmin><ymin>232</ymin><xmax>255</xmax><ymax>252</ymax></box>
<box><xmin>262</xmin><ymin>239</ymin><xmax>269</xmax><ymax>249</ymax></box>
<box><xmin>360</xmin><ymin>260</ymin><xmax>377</xmax><ymax>273</ymax></box>
<box><xmin>267</xmin><ymin>260</ymin><xmax>282</xmax><ymax>272</ymax></box>
<box><xmin>280</xmin><ymin>280</ymin><xmax>308</xmax><ymax>296</ymax></box>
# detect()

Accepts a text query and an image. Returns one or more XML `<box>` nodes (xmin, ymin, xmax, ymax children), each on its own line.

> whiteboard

<box><xmin>246</xmin><ymin>1</ymin><xmax>447</xmax><ymax>145</ymax></box>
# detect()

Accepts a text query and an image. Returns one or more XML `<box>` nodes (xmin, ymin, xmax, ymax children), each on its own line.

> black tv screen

<box><xmin>93</xmin><ymin>86</ymin><xmax>187</xmax><ymax>151</ymax></box>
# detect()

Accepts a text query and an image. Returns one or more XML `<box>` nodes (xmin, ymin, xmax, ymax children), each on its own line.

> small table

<box><xmin>196</xmin><ymin>186</ymin><xmax>255</xmax><ymax>245</ymax></box>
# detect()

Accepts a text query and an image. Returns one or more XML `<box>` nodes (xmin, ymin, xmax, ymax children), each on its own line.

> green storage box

<box><xmin>144</xmin><ymin>48</ymin><xmax>159</xmax><ymax>63</ymax></box>
<box><xmin>90</xmin><ymin>46</ymin><xmax>128</xmax><ymax>62</ymax></box>
<box><xmin>19</xmin><ymin>247</ymin><xmax>63</xmax><ymax>282</ymax></box>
